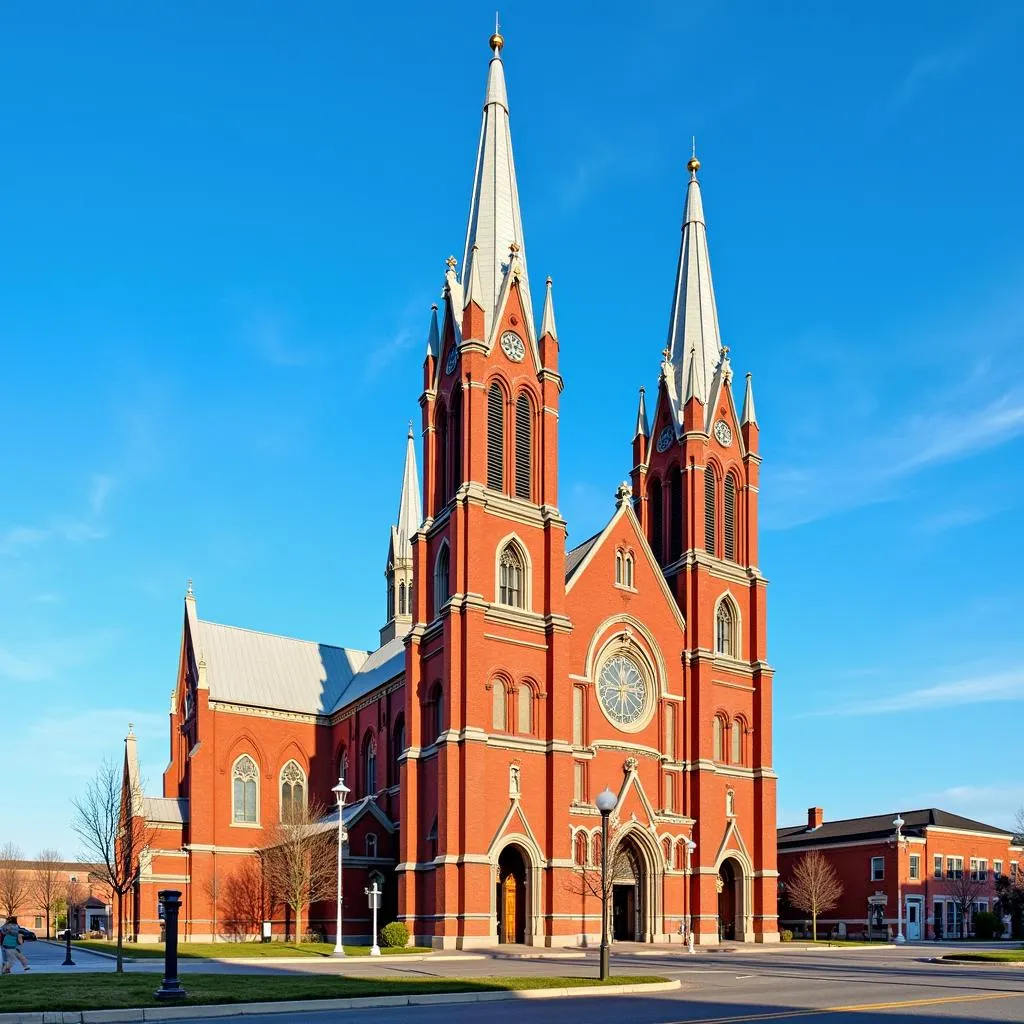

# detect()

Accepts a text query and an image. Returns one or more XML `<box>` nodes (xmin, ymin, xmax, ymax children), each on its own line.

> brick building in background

<box><xmin>122</xmin><ymin>31</ymin><xmax>777</xmax><ymax>948</ymax></box>
<box><xmin>0</xmin><ymin>859</ymin><xmax>109</xmax><ymax>938</ymax></box>
<box><xmin>778</xmin><ymin>807</ymin><xmax>1023</xmax><ymax>940</ymax></box>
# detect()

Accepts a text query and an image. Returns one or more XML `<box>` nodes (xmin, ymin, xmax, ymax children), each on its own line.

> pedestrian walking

<box><xmin>1</xmin><ymin>917</ymin><xmax>30</xmax><ymax>973</ymax></box>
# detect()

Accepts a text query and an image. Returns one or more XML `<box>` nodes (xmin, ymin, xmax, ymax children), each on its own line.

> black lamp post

<box><xmin>61</xmin><ymin>924</ymin><xmax>74</xmax><ymax>967</ymax></box>
<box><xmin>595</xmin><ymin>787</ymin><xmax>618</xmax><ymax>981</ymax></box>
<box><xmin>154</xmin><ymin>890</ymin><xmax>186</xmax><ymax>1001</ymax></box>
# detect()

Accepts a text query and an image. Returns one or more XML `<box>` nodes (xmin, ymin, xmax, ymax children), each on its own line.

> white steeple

<box><xmin>741</xmin><ymin>372</ymin><xmax>758</xmax><ymax>426</ymax></box>
<box><xmin>540</xmin><ymin>276</ymin><xmax>557</xmax><ymax>340</ymax></box>
<box><xmin>460</xmin><ymin>32</ymin><xmax>534</xmax><ymax>341</ymax></box>
<box><xmin>633</xmin><ymin>386</ymin><xmax>650</xmax><ymax>440</ymax></box>
<box><xmin>393</xmin><ymin>424</ymin><xmax>422</xmax><ymax>563</ymax></box>
<box><xmin>381</xmin><ymin>424</ymin><xmax>422</xmax><ymax>645</ymax></box>
<box><xmin>665</xmin><ymin>152</ymin><xmax>722</xmax><ymax>417</ymax></box>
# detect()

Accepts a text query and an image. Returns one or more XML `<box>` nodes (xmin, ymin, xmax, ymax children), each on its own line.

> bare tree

<box><xmin>785</xmin><ymin>850</ymin><xmax>843</xmax><ymax>941</ymax></box>
<box><xmin>65</xmin><ymin>876</ymin><xmax>87</xmax><ymax>937</ymax></box>
<box><xmin>71</xmin><ymin>761</ymin><xmax>153</xmax><ymax>972</ymax></box>
<box><xmin>0</xmin><ymin>842</ymin><xmax>31</xmax><ymax>918</ymax></box>
<box><xmin>31</xmin><ymin>850</ymin><xmax>64</xmax><ymax>938</ymax></box>
<box><xmin>261</xmin><ymin>800</ymin><xmax>335</xmax><ymax>944</ymax></box>
<box><xmin>947</xmin><ymin>870</ymin><xmax>990</xmax><ymax>939</ymax></box>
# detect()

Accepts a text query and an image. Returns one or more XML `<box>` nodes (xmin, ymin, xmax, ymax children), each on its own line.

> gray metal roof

<box><xmin>565</xmin><ymin>532</ymin><xmax>601</xmax><ymax>581</ymax></box>
<box><xmin>330</xmin><ymin>637</ymin><xmax>406</xmax><ymax>713</ymax></box>
<box><xmin>197</xmin><ymin>619</ymin><xmax>370</xmax><ymax>716</ymax></box>
<box><xmin>778</xmin><ymin>807</ymin><xmax>1014</xmax><ymax>849</ymax></box>
<box><xmin>142</xmin><ymin>796</ymin><xmax>189</xmax><ymax>824</ymax></box>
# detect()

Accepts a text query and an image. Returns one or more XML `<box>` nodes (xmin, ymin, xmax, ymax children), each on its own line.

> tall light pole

<box><xmin>595</xmin><ymin>787</ymin><xmax>618</xmax><ymax>982</ymax></box>
<box><xmin>892</xmin><ymin>815</ymin><xmax>907</xmax><ymax>945</ymax></box>
<box><xmin>685</xmin><ymin>837</ymin><xmax>697</xmax><ymax>954</ymax></box>
<box><xmin>332</xmin><ymin>776</ymin><xmax>350</xmax><ymax>957</ymax></box>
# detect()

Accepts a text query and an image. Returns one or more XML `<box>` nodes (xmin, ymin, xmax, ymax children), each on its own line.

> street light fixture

<box><xmin>892</xmin><ymin>815</ymin><xmax>907</xmax><ymax>945</ymax></box>
<box><xmin>595</xmin><ymin>787</ymin><xmax>618</xmax><ymax>982</ymax></box>
<box><xmin>332</xmin><ymin>776</ymin><xmax>351</xmax><ymax>957</ymax></box>
<box><xmin>684</xmin><ymin>838</ymin><xmax>697</xmax><ymax>954</ymax></box>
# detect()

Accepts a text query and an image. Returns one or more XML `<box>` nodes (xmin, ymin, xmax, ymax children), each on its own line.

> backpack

<box><xmin>1</xmin><ymin>927</ymin><xmax>17</xmax><ymax>949</ymax></box>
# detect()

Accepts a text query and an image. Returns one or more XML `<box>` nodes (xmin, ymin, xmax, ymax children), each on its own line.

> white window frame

<box><xmin>909</xmin><ymin>853</ymin><xmax>920</xmax><ymax>880</ymax></box>
<box><xmin>871</xmin><ymin>856</ymin><xmax>885</xmax><ymax>881</ymax></box>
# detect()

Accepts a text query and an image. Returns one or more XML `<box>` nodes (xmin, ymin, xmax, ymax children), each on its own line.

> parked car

<box><xmin>17</xmin><ymin>927</ymin><xmax>36</xmax><ymax>941</ymax></box>
<box><xmin>56</xmin><ymin>929</ymin><xmax>81</xmax><ymax>940</ymax></box>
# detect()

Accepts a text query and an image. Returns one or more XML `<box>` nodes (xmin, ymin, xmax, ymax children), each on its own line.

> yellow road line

<box><xmin>661</xmin><ymin>989</ymin><xmax>1021</xmax><ymax>1024</ymax></box>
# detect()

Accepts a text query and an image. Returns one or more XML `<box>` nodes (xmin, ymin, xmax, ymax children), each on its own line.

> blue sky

<box><xmin>2</xmin><ymin>1</ymin><xmax>1023</xmax><ymax>856</ymax></box>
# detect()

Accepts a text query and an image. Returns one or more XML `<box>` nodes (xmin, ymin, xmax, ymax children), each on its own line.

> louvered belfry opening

<box><xmin>487</xmin><ymin>383</ymin><xmax>505</xmax><ymax>491</ymax></box>
<box><xmin>704</xmin><ymin>466</ymin><xmax>717</xmax><ymax>555</ymax></box>
<box><xmin>514</xmin><ymin>392</ymin><xmax>532</xmax><ymax>500</ymax></box>
<box><xmin>724</xmin><ymin>473</ymin><xmax>736</xmax><ymax>561</ymax></box>
<box><xmin>450</xmin><ymin>386</ymin><xmax>463</xmax><ymax>494</ymax></box>
<box><xmin>650</xmin><ymin>478</ymin><xmax>664</xmax><ymax>563</ymax></box>
<box><xmin>434</xmin><ymin>404</ymin><xmax>448</xmax><ymax>510</ymax></box>
<box><xmin>669</xmin><ymin>465</ymin><xmax>683</xmax><ymax>562</ymax></box>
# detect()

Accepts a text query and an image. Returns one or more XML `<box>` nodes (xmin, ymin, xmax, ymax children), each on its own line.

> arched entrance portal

<box><xmin>611</xmin><ymin>835</ymin><xmax>645</xmax><ymax>941</ymax></box>
<box><xmin>497</xmin><ymin>845</ymin><xmax>527</xmax><ymax>944</ymax></box>
<box><xmin>717</xmin><ymin>858</ymin><xmax>744</xmax><ymax>941</ymax></box>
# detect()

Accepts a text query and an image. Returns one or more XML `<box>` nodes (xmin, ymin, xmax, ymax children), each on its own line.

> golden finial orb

<box><xmin>490</xmin><ymin>32</ymin><xmax>504</xmax><ymax>52</ymax></box>
<box><xmin>687</xmin><ymin>156</ymin><xmax>701</xmax><ymax>174</ymax></box>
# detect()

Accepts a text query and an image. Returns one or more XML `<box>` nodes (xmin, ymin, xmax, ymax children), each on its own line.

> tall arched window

<box><xmin>517</xmin><ymin>683</ymin><xmax>532</xmax><ymax>734</ymax></box>
<box><xmin>669</xmin><ymin>465</ymin><xmax>683</xmax><ymax>561</ymax></box>
<box><xmin>731</xmin><ymin>720</ymin><xmax>743</xmax><ymax>765</ymax></box>
<box><xmin>391</xmin><ymin>715</ymin><xmax>405</xmax><ymax>785</ymax></box>
<box><xmin>498</xmin><ymin>542</ymin><xmax>525</xmax><ymax>608</ymax></box>
<box><xmin>434</xmin><ymin>404</ymin><xmax>448</xmax><ymax>510</ymax></box>
<box><xmin>337</xmin><ymin>746</ymin><xmax>348</xmax><ymax>783</ymax></box>
<box><xmin>514</xmin><ymin>392</ymin><xmax>532</xmax><ymax>501</ymax></box>
<box><xmin>232</xmin><ymin>755</ymin><xmax>259</xmax><ymax>824</ymax></box>
<box><xmin>363</xmin><ymin>733</ymin><xmax>377</xmax><ymax>796</ymax></box>
<box><xmin>712</xmin><ymin>717</ymin><xmax>724</xmax><ymax>762</ymax></box>
<box><xmin>487</xmin><ymin>382</ymin><xmax>505</xmax><ymax>491</ymax></box>
<box><xmin>492</xmin><ymin>679</ymin><xmax>507</xmax><ymax>731</ymax></box>
<box><xmin>434</xmin><ymin>544</ymin><xmax>450</xmax><ymax>614</ymax></box>
<box><xmin>574</xmin><ymin>831</ymin><xmax>588</xmax><ymax>867</ymax></box>
<box><xmin>625</xmin><ymin>553</ymin><xmax>634</xmax><ymax>588</ymax></box>
<box><xmin>280</xmin><ymin>760</ymin><xmax>306</xmax><ymax>821</ymax></box>
<box><xmin>450</xmin><ymin>386</ymin><xmax>463</xmax><ymax>493</ymax></box>
<box><xmin>572</xmin><ymin>685</ymin><xmax>585</xmax><ymax>746</ymax></box>
<box><xmin>386</xmin><ymin>567</ymin><xmax>395</xmax><ymax>620</ymax></box>
<box><xmin>615</xmin><ymin>551</ymin><xmax>623</xmax><ymax>585</ymax></box>
<box><xmin>724</xmin><ymin>473</ymin><xmax>737</xmax><ymax>562</ymax></box>
<box><xmin>398</xmin><ymin>581</ymin><xmax>406</xmax><ymax>616</ymax></box>
<box><xmin>664</xmin><ymin>703</ymin><xmax>676</xmax><ymax>760</ymax></box>
<box><xmin>716</xmin><ymin>599</ymin><xmax>735</xmax><ymax>657</ymax></box>
<box><xmin>704</xmin><ymin>465</ymin><xmax>717</xmax><ymax>555</ymax></box>
<box><xmin>650</xmin><ymin>478</ymin><xmax>664</xmax><ymax>563</ymax></box>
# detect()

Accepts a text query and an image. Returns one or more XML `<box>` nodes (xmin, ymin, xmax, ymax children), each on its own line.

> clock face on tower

<box><xmin>655</xmin><ymin>425</ymin><xmax>674</xmax><ymax>453</ymax></box>
<box><xmin>714</xmin><ymin>420</ymin><xmax>733</xmax><ymax>447</ymax></box>
<box><xmin>596</xmin><ymin>654</ymin><xmax>651</xmax><ymax>729</ymax></box>
<box><xmin>499</xmin><ymin>331</ymin><xmax>525</xmax><ymax>362</ymax></box>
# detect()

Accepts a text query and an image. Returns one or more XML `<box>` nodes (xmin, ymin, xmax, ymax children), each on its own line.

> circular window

<box><xmin>596</xmin><ymin>653</ymin><xmax>652</xmax><ymax>730</ymax></box>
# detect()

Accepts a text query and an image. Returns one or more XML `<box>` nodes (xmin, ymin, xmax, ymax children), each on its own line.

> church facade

<box><xmin>123</xmin><ymin>33</ymin><xmax>777</xmax><ymax>948</ymax></box>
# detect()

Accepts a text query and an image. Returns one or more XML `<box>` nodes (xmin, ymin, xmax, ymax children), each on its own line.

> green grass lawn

<box><xmin>0</xmin><ymin>972</ymin><xmax>667</xmax><ymax>1012</ymax></box>
<box><xmin>941</xmin><ymin>949</ymin><xmax>1024</xmax><ymax>963</ymax></box>
<box><xmin>71</xmin><ymin>939</ymin><xmax>431</xmax><ymax>959</ymax></box>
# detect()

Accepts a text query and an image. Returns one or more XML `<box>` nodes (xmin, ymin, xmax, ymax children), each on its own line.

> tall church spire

<box><xmin>381</xmin><ymin>424</ymin><xmax>422</xmax><ymax>645</ymax></box>
<box><xmin>460</xmin><ymin>32</ymin><xmax>533</xmax><ymax>340</ymax></box>
<box><xmin>665</xmin><ymin>152</ymin><xmax>722</xmax><ymax>417</ymax></box>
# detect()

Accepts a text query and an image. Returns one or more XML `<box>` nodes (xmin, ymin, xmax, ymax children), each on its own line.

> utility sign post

<box><xmin>365</xmin><ymin>882</ymin><xmax>382</xmax><ymax>957</ymax></box>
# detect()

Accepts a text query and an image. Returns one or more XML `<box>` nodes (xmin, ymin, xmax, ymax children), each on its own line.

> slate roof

<box><xmin>565</xmin><ymin>532</ymin><xmax>601</xmax><ymax>582</ymax></box>
<box><xmin>778</xmin><ymin>808</ymin><xmax>1014</xmax><ymax>849</ymax></box>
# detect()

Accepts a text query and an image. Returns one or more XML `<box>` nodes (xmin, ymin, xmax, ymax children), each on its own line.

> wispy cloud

<box><xmin>242</xmin><ymin>310</ymin><xmax>326</xmax><ymax>368</ymax></box>
<box><xmin>363</xmin><ymin>328</ymin><xmax>414</xmax><ymax>382</ymax></box>
<box><xmin>0</xmin><ymin>475</ymin><xmax>114</xmax><ymax>557</ymax></box>
<box><xmin>917</xmin><ymin>505</ymin><xmax>1001</xmax><ymax>535</ymax></box>
<box><xmin>0</xmin><ymin>526</ymin><xmax>49</xmax><ymax>557</ymax></box>
<box><xmin>801</xmin><ymin>669</ymin><xmax>1024</xmax><ymax>718</ymax></box>
<box><xmin>891</xmin><ymin>39</ymin><xmax>982</xmax><ymax>108</ymax></box>
<box><xmin>89</xmin><ymin>473</ymin><xmax>114</xmax><ymax>516</ymax></box>
<box><xmin>919</xmin><ymin>784</ymin><xmax>1024</xmax><ymax>832</ymax></box>
<box><xmin>0</xmin><ymin>628</ymin><xmax>122</xmax><ymax>683</ymax></box>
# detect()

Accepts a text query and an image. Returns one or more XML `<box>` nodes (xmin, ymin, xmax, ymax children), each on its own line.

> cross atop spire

<box><xmin>460</xmin><ymin>30</ymin><xmax>533</xmax><ymax>340</ymax></box>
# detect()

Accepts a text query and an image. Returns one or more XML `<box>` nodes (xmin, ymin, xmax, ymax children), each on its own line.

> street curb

<box><xmin>41</xmin><ymin>943</ymin><xmax>485</xmax><ymax>966</ymax></box>
<box><xmin>930</xmin><ymin>956</ymin><xmax>1024</xmax><ymax>967</ymax></box>
<box><xmin>0</xmin><ymin>979</ymin><xmax>680</xmax><ymax>1023</ymax></box>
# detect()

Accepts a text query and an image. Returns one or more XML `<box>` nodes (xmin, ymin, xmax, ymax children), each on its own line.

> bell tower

<box><xmin>380</xmin><ymin>425</ymin><xmax>421</xmax><ymax>645</ymax></box>
<box><xmin>399</xmin><ymin>30</ymin><xmax>573</xmax><ymax>949</ymax></box>
<box><xmin>630</xmin><ymin>152</ymin><xmax>777</xmax><ymax>944</ymax></box>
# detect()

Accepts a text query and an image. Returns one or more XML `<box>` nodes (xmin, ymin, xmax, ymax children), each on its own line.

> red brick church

<box><xmin>123</xmin><ymin>32</ymin><xmax>777</xmax><ymax>948</ymax></box>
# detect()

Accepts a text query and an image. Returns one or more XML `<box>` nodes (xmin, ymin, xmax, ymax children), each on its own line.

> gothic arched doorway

<box><xmin>611</xmin><ymin>835</ymin><xmax>645</xmax><ymax>941</ymax></box>
<box><xmin>718</xmin><ymin>858</ymin><xmax>742</xmax><ymax>941</ymax></box>
<box><xmin>497</xmin><ymin>845</ymin><xmax>527</xmax><ymax>944</ymax></box>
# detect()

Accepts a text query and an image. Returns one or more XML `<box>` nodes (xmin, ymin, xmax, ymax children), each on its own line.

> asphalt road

<box><xmin>33</xmin><ymin>941</ymin><xmax>1024</xmax><ymax>1022</ymax></box>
